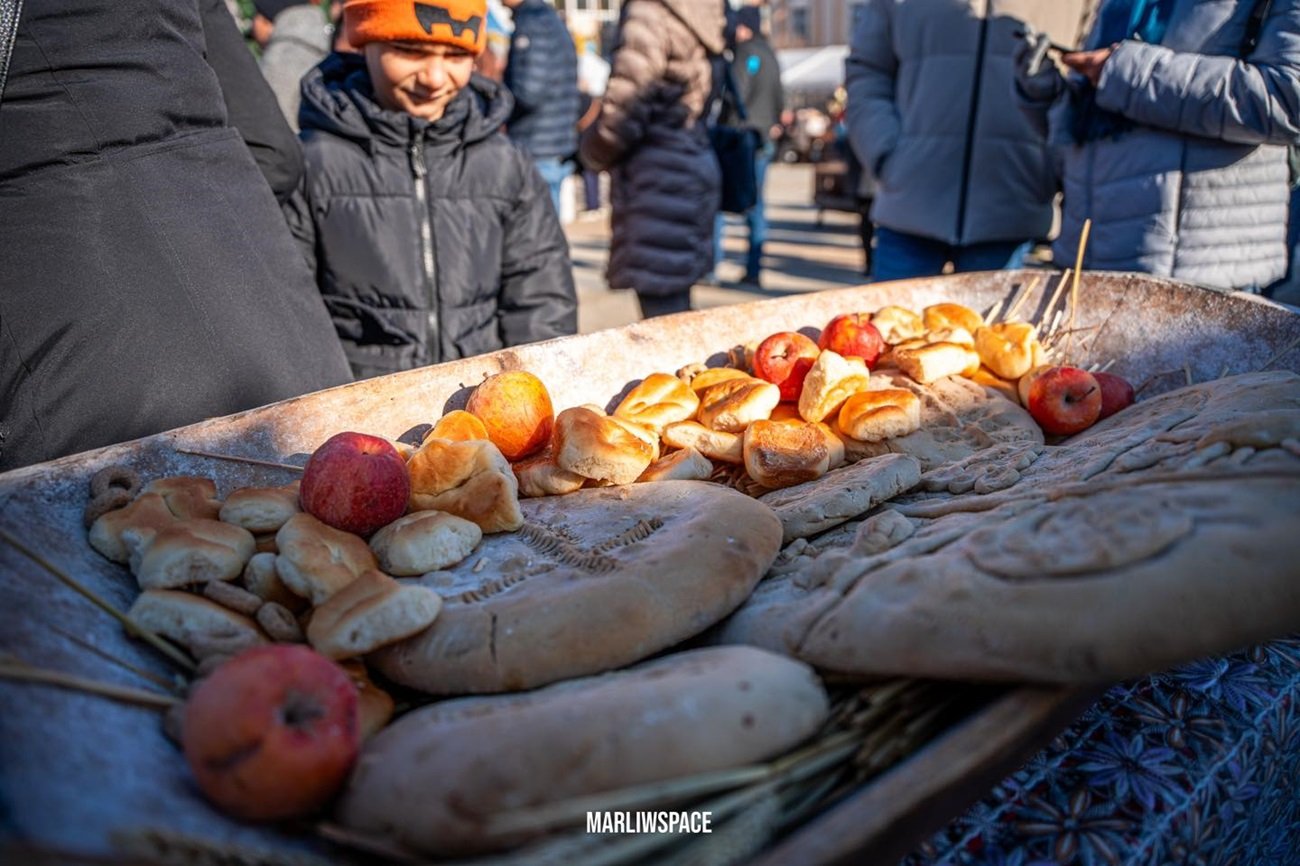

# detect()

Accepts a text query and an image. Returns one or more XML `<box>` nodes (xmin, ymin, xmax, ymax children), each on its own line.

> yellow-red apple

<box><xmin>465</xmin><ymin>371</ymin><xmax>554</xmax><ymax>461</ymax></box>
<box><xmin>182</xmin><ymin>645</ymin><xmax>359</xmax><ymax>821</ymax></box>
<box><xmin>818</xmin><ymin>313</ymin><xmax>885</xmax><ymax>369</ymax></box>
<box><xmin>1094</xmin><ymin>372</ymin><xmax>1136</xmax><ymax>420</ymax></box>
<box><xmin>1026</xmin><ymin>366</ymin><xmax>1102</xmax><ymax>435</ymax></box>
<box><xmin>300</xmin><ymin>432</ymin><xmax>410</xmax><ymax>537</ymax></box>
<box><xmin>753</xmin><ymin>332</ymin><xmax>821</xmax><ymax>402</ymax></box>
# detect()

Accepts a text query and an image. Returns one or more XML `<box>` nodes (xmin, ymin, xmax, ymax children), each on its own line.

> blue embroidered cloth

<box><xmin>904</xmin><ymin>638</ymin><xmax>1300</xmax><ymax>865</ymax></box>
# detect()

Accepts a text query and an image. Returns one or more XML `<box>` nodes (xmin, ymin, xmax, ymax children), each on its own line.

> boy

<box><xmin>285</xmin><ymin>0</ymin><xmax>578</xmax><ymax>379</ymax></box>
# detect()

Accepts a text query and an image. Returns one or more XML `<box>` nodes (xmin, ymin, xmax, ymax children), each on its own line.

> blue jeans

<box><xmin>871</xmin><ymin>226</ymin><xmax>1027</xmax><ymax>283</ymax></box>
<box><xmin>533</xmin><ymin>157</ymin><xmax>569</xmax><ymax>217</ymax></box>
<box><xmin>713</xmin><ymin>147</ymin><xmax>772</xmax><ymax>280</ymax></box>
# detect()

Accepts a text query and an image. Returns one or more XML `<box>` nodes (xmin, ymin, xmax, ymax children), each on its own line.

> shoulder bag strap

<box><xmin>0</xmin><ymin>0</ymin><xmax>20</xmax><ymax>108</ymax></box>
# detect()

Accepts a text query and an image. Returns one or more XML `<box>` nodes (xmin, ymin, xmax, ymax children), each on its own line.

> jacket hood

<box><xmin>299</xmin><ymin>52</ymin><xmax>514</xmax><ymax>148</ymax></box>
<box><xmin>659</xmin><ymin>0</ymin><xmax>726</xmax><ymax>55</ymax></box>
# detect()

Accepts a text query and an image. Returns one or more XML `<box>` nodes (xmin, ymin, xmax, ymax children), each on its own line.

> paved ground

<box><xmin>566</xmin><ymin>164</ymin><xmax>872</xmax><ymax>334</ymax></box>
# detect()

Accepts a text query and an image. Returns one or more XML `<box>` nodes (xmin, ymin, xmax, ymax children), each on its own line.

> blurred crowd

<box><xmin>2</xmin><ymin>0</ymin><xmax>1299</xmax><ymax>473</ymax></box>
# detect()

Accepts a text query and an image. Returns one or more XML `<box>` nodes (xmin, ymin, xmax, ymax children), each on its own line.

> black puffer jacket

<box><xmin>286</xmin><ymin>54</ymin><xmax>578</xmax><ymax>379</ymax></box>
<box><xmin>504</xmin><ymin>0</ymin><xmax>580</xmax><ymax>160</ymax></box>
<box><xmin>0</xmin><ymin>0</ymin><xmax>352</xmax><ymax>471</ymax></box>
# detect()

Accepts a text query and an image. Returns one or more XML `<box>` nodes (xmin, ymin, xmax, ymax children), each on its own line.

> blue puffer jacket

<box><xmin>504</xmin><ymin>0</ymin><xmax>580</xmax><ymax>160</ymax></box>
<box><xmin>1020</xmin><ymin>0</ymin><xmax>1300</xmax><ymax>290</ymax></box>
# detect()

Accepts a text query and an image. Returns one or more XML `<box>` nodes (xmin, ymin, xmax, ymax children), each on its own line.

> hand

<box><xmin>1061</xmin><ymin>47</ymin><xmax>1114</xmax><ymax>86</ymax></box>
<box><xmin>1013</xmin><ymin>29</ymin><xmax>1064</xmax><ymax>102</ymax></box>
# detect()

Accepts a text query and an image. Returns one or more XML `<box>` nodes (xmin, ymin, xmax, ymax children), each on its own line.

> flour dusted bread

<box><xmin>128</xmin><ymin>589</ymin><xmax>266</xmax><ymax>656</ymax></box>
<box><xmin>638</xmin><ymin>447</ymin><xmax>714</xmax><ymax>483</ymax></box>
<box><xmin>743</xmin><ymin>420</ymin><xmax>830</xmax><ymax>489</ymax></box>
<box><xmin>662</xmin><ymin>421</ymin><xmax>744</xmax><ymax>463</ymax></box>
<box><xmin>837</xmin><ymin>389</ymin><xmax>922</xmax><ymax>442</ymax></box>
<box><xmin>697</xmin><ymin>377</ymin><xmax>780</xmax><ymax>433</ymax></box>
<box><xmin>339</xmin><ymin>646</ymin><xmax>829</xmax><ymax>856</ymax></box>
<box><xmin>370</xmin><ymin>481</ymin><xmax>782</xmax><ymax>694</ymax></box>
<box><xmin>407</xmin><ymin>437</ymin><xmax>524</xmax><ymax>533</ymax></box>
<box><xmin>218</xmin><ymin>482</ymin><xmax>300</xmax><ymax>533</ymax></box>
<box><xmin>614</xmin><ymin>372</ymin><xmax>700</xmax><ymax>431</ymax></box>
<box><xmin>369</xmin><ymin>510</ymin><xmax>481</xmax><ymax>576</ymax></box>
<box><xmin>275</xmin><ymin>513</ymin><xmax>377</xmax><ymax>604</ymax></box>
<box><xmin>306</xmin><ymin>570</ymin><xmax>442</xmax><ymax>660</ymax></box>
<box><xmin>798</xmin><ymin>350</ymin><xmax>871</xmax><ymax>423</ymax></box>
<box><xmin>88</xmin><ymin>492</ymin><xmax>178</xmax><ymax>563</ymax></box>
<box><xmin>758</xmin><ymin>452</ymin><xmax>922</xmax><ymax>543</ymax></box>
<box><xmin>128</xmin><ymin>519</ymin><xmax>256</xmax><ymax>590</ymax></box>
<box><xmin>553</xmin><ymin>406</ymin><xmax>657</xmax><ymax>485</ymax></box>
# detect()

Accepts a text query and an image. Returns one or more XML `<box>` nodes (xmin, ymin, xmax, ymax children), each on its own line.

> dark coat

<box><xmin>286</xmin><ymin>54</ymin><xmax>578</xmax><ymax>380</ymax></box>
<box><xmin>580</xmin><ymin>0</ymin><xmax>725</xmax><ymax>297</ymax></box>
<box><xmin>504</xmin><ymin>0</ymin><xmax>581</xmax><ymax>161</ymax></box>
<box><xmin>721</xmin><ymin>36</ymin><xmax>784</xmax><ymax>139</ymax></box>
<box><xmin>0</xmin><ymin>0</ymin><xmax>352</xmax><ymax>472</ymax></box>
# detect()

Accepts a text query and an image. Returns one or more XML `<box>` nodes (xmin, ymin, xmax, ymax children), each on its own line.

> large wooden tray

<box><xmin>2</xmin><ymin>271</ymin><xmax>1297</xmax><ymax>865</ymax></box>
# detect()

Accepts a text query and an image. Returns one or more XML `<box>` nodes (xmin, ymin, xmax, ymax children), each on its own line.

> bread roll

<box><xmin>697</xmin><ymin>377</ymin><xmax>781</xmax><ymax>433</ymax></box>
<box><xmin>369</xmin><ymin>511</ymin><xmax>482</xmax><ymax>576</ymax></box>
<box><xmin>837</xmin><ymin>388</ymin><xmax>923</xmax><ymax>442</ymax></box>
<box><xmin>614</xmin><ymin>372</ymin><xmax>700</xmax><ymax>431</ymax></box>
<box><xmin>975</xmin><ymin>322</ymin><xmax>1039</xmax><ymax>381</ymax></box>
<box><xmin>218</xmin><ymin>482</ymin><xmax>300</xmax><ymax>533</ymax></box>
<box><xmin>686</xmin><ymin>367</ymin><xmax>751</xmax><ymax>394</ymax></box>
<box><xmin>141</xmin><ymin>477</ymin><xmax>222</xmax><ymax>521</ymax></box>
<box><xmin>871</xmin><ymin>305</ymin><xmax>926</xmax><ymax>344</ymax></box>
<box><xmin>338</xmin><ymin>647</ymin><xmax>829</xmax><ymax>856</ymax></box>
<box><xmin>743</xmin><ymin>419</ymin><xmax>831</xmax><ymax>489</ymax></box>
<box><xmin>553</xmin><ymin>406</ymin><xmax>657</xmax><ymax>485</ymax></box>
<box><xmin>798</xmin><ymin>350</ymin><xmax>871</xmax><ymax>423</ymax></box>
<box><xmin>513</xmin><ymin>451</ymin><xmax>587</xmax><ymax>498</ymax></box>
<box><xmin>815</xmin><ymin>422</ymin><xmax>847</xmax><ymax>469</ymax></box>
<box><xmin>428</xmin><ymin>410</ymin><xmax>489</xmax><ymax>443</ymax></box>
<box><xmin>340</xmin><ymin>660</ymin><xmax>396</xmax><ymax>742</ymax></box>
<box><xmin>967</xmin><ymin>366</ymin><xmax>1020</xmax><ymax>403</ymax></box>
<box><xmin>306</xmin><ymin>570</ymin><xmax>442</xmax><ymax>660</ymax></box>
<box><xmin>128</xmin><ymin>589</ymin><xmax>266</xmax><ymax>656</ymax></box>
<box><xmin>662</xmin><ymin>421</ymin><xmax>743</xmax><ymax>464</ymax></box>
<box><xmin>408</xmin><ymin>438</ymin><xmax>525</xmax><ymax>533</ymax></box>
<box><xmin>241</xmin><ymin>551</ymin><xmax>305</xmax><ymax>611</ymax></box>
<box><xmin>128</xmin><ymin>518</ymin><xmax>256</xmax><ymax>591</ymax></box>
<box><xmin>637</xmin><ymin>447</ymin><xmax>714</xmax><ymax>483</ymax></box>
<box><xmin>893</xmin><ymin>342</ymin><xmax>981</xmax><ymax>385</ymax></box>
<box><xmin>924</xmin><ymin>326</ymin><xmax>976</xmax><ymax>348</ymax></box>
<box><xmin>923</xmin><ymin>302</ymin><xmax>983</xmax><ymax>335</ymax></box>
<box><xmin>275</xmin><ymin>513</ymin><xmax>377</xmax><ymax>604</ymax></box>
<box><xmin>88</xmin><ymin>491</ymin><xmax>177</xmax><ymax>564</ymax></box>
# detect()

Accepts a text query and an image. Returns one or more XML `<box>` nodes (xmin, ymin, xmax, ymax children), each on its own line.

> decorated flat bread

<box><xmin>370</xmin><ymin>481</ymin><xmax>782</xmax><ymax>694</ymax></box>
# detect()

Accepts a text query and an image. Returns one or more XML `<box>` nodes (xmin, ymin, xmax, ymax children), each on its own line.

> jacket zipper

<box><xmin>955</xmin><ymin>2</ymin><xmax>990</xmax><ymax>245</ymax></box>
<box><xmin>410</xmin><ymin>140</ymin><xmax>439</xmax><ymax>363</ymax></box>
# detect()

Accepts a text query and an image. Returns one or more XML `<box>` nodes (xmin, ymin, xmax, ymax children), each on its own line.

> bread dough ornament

<box><xmin>713</xmin><ymin>372</ymin><xmax>1300</xmax><ymax>683</ymax></box>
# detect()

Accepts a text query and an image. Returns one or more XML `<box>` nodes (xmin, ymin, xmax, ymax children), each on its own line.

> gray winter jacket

<box><xmin>846</xmin><ymin>0</ymin><xmax>1088</xmax><ymax>247</ymax></box>
<box><xmin>260</xmin><ymin>4</ymin><xmax>331</xmax><ymax>132</ymax></box>
<box><xmin>1020</xmin><ymin>0</ymin><xmax>1300</xmax><ymax>290</ymax></box>
<box><xmin>579</xmin><ymin>0</ymin><xmax>724</xmax><ymax>297</ymax></box>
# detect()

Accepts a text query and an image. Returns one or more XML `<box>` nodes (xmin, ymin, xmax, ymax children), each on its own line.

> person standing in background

<box><xmin>502</xmin><ymin>0</ymin><xmax>580</xmax><ymax>216</ymax></box>
<box><xmin>716</xmin><ymin>5</ymin><xmax>783</xmax><ymax>289</ymax></box>
<box><xmin>846</xmin><ymin>0</ymin><xmax>1086</xmax><ymax>282</ymax></box>
<box><xmin>251</xmin><ymin>0</ymin><xmax>334</xmax><ymax>130</ymax></box>
<box><xmin>581</xmin><ymin>0</ymin><xmax>725</xmax><ymax>318</ymax></box>
<box><xmin>0</xmin><ymin>0</ymin><xmax>352</xmax><ymax>471</ymax></box>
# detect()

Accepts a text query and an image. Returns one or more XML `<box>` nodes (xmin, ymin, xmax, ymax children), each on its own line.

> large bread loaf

<box><xmin>337</xmin><ymin>646</ymin><xmax>829</xmax><ymax>856</ymax></box>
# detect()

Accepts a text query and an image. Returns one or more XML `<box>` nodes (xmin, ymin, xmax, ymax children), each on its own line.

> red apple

<box><xmin>465</xmin><ymin>371</ymin><xmax>555</xmax><ymax>461</ymax></box>
<box><xmin>1026</xmin><ymin>366</ymin><xmax>1103</xmax><ymax>435</ymax></box>
<box><xmin>182</xmin><ymin>645</ymin><xmax>359</xmax><ymax>821</ymax></box>
<box><xmin>754</xmin><ymin>332</ymin><xmax>821</xmax><ymax>402</ymax></box>
<box><xmin>1094</xmin><ymin>372</ymin><xmax>1136</xmax><ymax>420</ymax></box>
<box><xmin>300</xmin><ymin>432</ymin><xmax>410</xmax><ymax>537</ymax></box>
<box><xmin>818</xmin><ymin>313</ymin><xmax>886</xmax><ymax>369</ymax></box>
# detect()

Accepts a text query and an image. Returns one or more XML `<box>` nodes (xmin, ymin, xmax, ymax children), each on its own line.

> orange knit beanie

<box><xmin>345</xmin><ymin>0</ymin><xmax>488</xmax><ymax>55</ymax></box>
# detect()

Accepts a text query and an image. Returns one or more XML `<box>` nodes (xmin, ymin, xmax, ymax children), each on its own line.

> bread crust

<box><xmin>306</xmin><ymin>570</ymin><xmax>443</xmax><ymax>660</ymax></box>
<box><xmin>697</xmin><ymin>377</ymin><xmax>781</xmax><ymax>433</ymax></box>
<box><xmin>614</xmin><ymin>372</ymin><xmax>701</xmax><ymax>431</ymax></box>
<box><xmin>743</xmin><ymin>420</ymin><xmax>831</xmax><ymax>489</ymax></box>
<box><xmin>275</xmin><ymin>513</ymin><xmax>378</xmax><ymax>604</ymax></box>
<box><xmin>662</xmin><ymin>421</ymin><xmax>743</xmax><ymax>463</ymax></box>
<box><xmin>837</xmin><ymin>389</ymin><xmax>923</xmax><ymax>442</ymax></box>
<box><xmin>797</xmin><ymin>350</ymin><xmax>871</xmax><ymax>423</ymax></box>
<box><xmin>553</xmin><ymin>407</ymin><xmax>657</xmax><ymax>485</ymax></box>
<box><xmin>369</xmin><ymin>510</ymin><xmax>482</xmax><ymax>576</ymax></box>
<box><xmin>408</xmin><ymin>438</ymin><xmax>524</xmax><ymax>533</ymax></box>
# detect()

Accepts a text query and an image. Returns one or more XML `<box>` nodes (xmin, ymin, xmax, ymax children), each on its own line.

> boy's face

<box><xmin>364</xmin><ymin>41</ymin><xmax>475</xmax><ymax>122</ymax></box>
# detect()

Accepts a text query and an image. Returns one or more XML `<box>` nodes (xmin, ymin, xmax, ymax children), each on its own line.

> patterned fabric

<box><xmin>904</xmin><ymin>638</ymin><xmax>1300</xmax><ymax>866</ymax></box>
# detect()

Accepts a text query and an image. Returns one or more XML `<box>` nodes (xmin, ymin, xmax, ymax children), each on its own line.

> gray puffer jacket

<box><xmin>579</xmin><ymin>0</ymin><xmax>724</xmax><ymax>297</ymax></box>
<box><xmin>1020</xmin><ymin>0</ymin><xmax>1300</xmax><ymax>290</ymax></box>
<box><xmin>846</xmin><ymin>0</ymin><xmax>1088</xmax><ymax>247</ymax></box>
<box><xmin>259</xmin><ymin>4</ymin><xmax>331</xmax><ymax>132</ymax></box>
